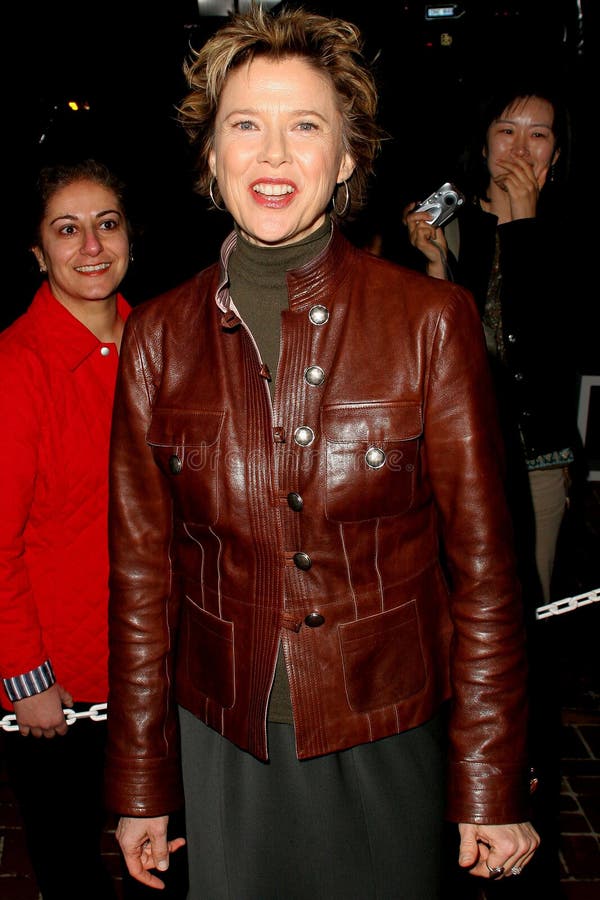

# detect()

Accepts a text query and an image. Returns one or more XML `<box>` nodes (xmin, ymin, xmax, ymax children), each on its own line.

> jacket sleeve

<box><xmin>0</xmin><ymin>347</ymin><xmax>50</xmax><ymax>694</ymax></box>
<box><xmin>104</xmin><ymin>313</ymin><xmax>184</xmax><ymax>817</ymax></box>
<box><xmin>423</xmin><ymin>284</ymin><xmax>531</xmax><ymax>825</ymax></box>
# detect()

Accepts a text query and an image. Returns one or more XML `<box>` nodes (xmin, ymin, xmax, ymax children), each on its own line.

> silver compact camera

<box><xmin>413</xmin><ymin>182</ymin><xmax>465</xmax><ymax>228</ymax></box>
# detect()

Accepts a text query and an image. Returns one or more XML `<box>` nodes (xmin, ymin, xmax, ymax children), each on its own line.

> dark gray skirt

<box><xmin>179</xmin><ymin>707</ymin><xmax>447</xmax><ymax>899</ymax></box>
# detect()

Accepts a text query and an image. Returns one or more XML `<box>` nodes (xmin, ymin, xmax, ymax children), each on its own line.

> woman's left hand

<box><xmin>457</xmin><ymin>820</ymin><xmax>540</xmax><ymax>879</ymax></box>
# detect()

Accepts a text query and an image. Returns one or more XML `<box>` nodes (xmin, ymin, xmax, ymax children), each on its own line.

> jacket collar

<box><xmin>29</xmin><ymin>281</ymin><xmax>132</xmax><ymax>371</ymax></box>
<box><xmin>215</xmin><ymin>221</ymin><xmax>357</xmax><ymax>328</ymax></box>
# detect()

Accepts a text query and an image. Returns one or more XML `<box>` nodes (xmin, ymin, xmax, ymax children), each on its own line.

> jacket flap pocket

<box><xmin>339</xmin><ymin>601</ymin><xmax>426</xmax><ymax>711</ymax></box>
<box><xmin>146</xmin><ymin>408</ymin><xmax>225</xmax><ymax>448</ymax></box>
<box><xmin>321</xmin><ymin>401</ymin><xmax>422</xmax><ymax>443</ymax></box>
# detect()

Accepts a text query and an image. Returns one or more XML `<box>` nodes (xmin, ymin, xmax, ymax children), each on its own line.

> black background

<box><xmin>6</xmin><ymin>0</ymin><xmax>597</xmax><ymax>373</ymax></box>
<box><xmin>4</xmin><ymin>0</ymin><xmax>598</xmax><ymax>694</ymax></box>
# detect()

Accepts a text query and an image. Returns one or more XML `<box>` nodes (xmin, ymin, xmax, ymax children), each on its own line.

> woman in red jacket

<box><xmin>0</xmin><ymin>158</ymin><xmax>132</xmax><ymax>900</ymax></box>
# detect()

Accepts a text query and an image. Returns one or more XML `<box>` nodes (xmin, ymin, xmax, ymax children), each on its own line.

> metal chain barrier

<box><xmin>536</xmin><ymin>587</ymin><xmax>600</xmax><ymax>620</ymax></box>
<box><xmin>0</xmin><ymin>701</ymin><xmax>106</xmax><ymax>733</ymax></box>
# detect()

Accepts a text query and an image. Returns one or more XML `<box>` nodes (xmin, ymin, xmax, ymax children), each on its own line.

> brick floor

<box><xmin>560</xmin><ymin>711</ymin><xmax>600</xmax><ymax>896</ymax></box>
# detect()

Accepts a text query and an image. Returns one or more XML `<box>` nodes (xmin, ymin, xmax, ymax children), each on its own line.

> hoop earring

<box><xmin>332</xmin><ymin>180</ymin><xmax>350</xmax><ymax>218</ymax></box>
<box><xmin>209</xmin><ymin>177</ymin><xmax>226</xmax><ymax>212</ymax></box>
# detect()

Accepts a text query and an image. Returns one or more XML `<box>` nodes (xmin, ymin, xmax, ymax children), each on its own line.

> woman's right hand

<box><xmin>12</xmin><ymin>682</ymin><xmax>73</xmax><ymax>737</ymax></box>
<box><xmin>403</xmin><ymin>202</ymin><xmax>449</xmax><ymax>278</ymax></box>
<box><xmin>116</xmin><ymin>815</ymin><xmax>186</xmax><ymax>890</ymax></box>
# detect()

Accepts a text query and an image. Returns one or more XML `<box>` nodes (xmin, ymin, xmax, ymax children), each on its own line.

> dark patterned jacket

<box><xmin>454</xmin><ymin>201</ymin><xmax>579</xmax><ymax>463</ymax></box>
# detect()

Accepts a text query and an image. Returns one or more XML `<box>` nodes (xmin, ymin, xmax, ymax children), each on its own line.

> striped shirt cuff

<box><xmin>3</xmin><ymin>660</ymin><xmax>56</xmax><ymax>702</ymax></box>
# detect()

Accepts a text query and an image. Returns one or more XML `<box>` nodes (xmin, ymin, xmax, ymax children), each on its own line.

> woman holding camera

<box><xmin>404</xmin><ymin>83</ymin><xmax>579</xmax><ymax>610</ymax></box>
<box><xmin>404</xmin><ymin>82</ymin><xmax>581</xmax><ymax>898</ymax></box>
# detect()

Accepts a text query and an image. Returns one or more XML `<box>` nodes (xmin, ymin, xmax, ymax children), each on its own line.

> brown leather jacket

<box><xmin>105</xmin><ymin>225</ymin><xmax>530</xmax><ymax>825</ymax></box>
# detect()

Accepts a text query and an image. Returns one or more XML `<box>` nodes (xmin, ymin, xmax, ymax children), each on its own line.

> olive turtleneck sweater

<box><xmin>227</xmin><ymin>218</ymin><xmax>331</xmax><ymax>724</ymax></box>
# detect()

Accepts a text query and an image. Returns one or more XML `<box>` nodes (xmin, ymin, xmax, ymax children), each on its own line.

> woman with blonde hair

<box><xmin>105</xmin><ymin>7</ymin><xmax>539</xmax><ymax>897</ymax></box>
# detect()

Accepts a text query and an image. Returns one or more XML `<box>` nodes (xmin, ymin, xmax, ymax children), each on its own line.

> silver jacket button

<box><xmin>304</xmin><ymin>365</ymin><xmax>325</xmax><ymax>386</ymax></box>
<box><xmin>169</xmin><ymin>455</ymin><xmax>183</xmax><ymax>475</ymax></box>
<box><xmin>365</xmin><ymin>446</ymin><xmax>386</xmax><ymax>469</ymax></box>
<box><xmin>308</xmin><ymin>305</ymin><xmax>329</xmax><ymax>325</ymax></box>
<box><xmin>294</xmin><ymin>425</ymin><xmax>315</xmax><ymax>447</ymax></box>
<box><xmin>293</xmin><ymin>552</ymin><xmax>312</xmax><ymax>571</ymax></box>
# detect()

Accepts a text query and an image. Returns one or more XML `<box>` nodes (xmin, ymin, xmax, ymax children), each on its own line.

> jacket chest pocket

<box><xmin>321</xmin><ymin>401</ymin><xmax>422</xmax><ymax>522</ymax></box>
<box><xmin>146</xmin><ymin>408</ymin><xmax>225</xmax><ymax>525</ymax></box>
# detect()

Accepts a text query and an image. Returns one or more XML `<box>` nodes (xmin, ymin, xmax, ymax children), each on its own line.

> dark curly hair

<box><xmin>457</xmin><ymin>78</ymin><xmax>571</xmax><ymax>202</ymax></box>
<box><xmin>31</xmin><ymin>158</ymin><xmax>130</xmax><ymax>249</ymax></box>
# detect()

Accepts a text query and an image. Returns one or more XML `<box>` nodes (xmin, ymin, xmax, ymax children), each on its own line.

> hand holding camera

<box><xmin>404</xmin><ymin>182</ymin><xmax>465</xmax><ymax>281</ymax></box>
<box><xmin>413</xmin><ymin>182</ymin><xmax>465</xmax><ymax>228</ymax></box>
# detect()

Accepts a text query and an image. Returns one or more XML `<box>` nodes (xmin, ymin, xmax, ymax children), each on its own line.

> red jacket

<box><xmin>106</xmin><ymin>226</ymin><xmax>530</xmax><ymax>825</ymax></box>
<box><xmin>0</xmin><ymin>282</ymin><xmax>131</xmax><ymax>706</ymax></box>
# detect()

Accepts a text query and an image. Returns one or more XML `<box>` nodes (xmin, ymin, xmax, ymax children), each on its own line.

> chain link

<box><xmin>536</xmin><ymin>587</ymin><xmax>600</xmax><ymax>620</ymax></box>
<box><xmin>1</xmin><ymin>590</ymin><xmax>598</xmax><ymax>733</ymax></box>
<box><xmin>0</xmin><ymin>702</ymin><xmax>107</xmax><ymax>733</ymax></box>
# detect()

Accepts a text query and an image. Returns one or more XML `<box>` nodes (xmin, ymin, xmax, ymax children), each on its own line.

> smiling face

<box><xmin>208</xmin><ymin>55</ymin><xmax>355</xmax><ymax>247</ymax></box>
<box><xmin>483</xmin><ymin>95</ymin><xmax>560</xmax><ymax>189</ymax></box>
<box><xmin>32</xmin><ymin>178</ymin><xmax>130</xmax><ymax>309</ymax></box>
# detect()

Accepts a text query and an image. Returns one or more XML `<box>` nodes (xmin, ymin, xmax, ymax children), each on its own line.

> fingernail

<box><xmin>157</xmin><ymin>860</ymin><xmax>168</xmax><ymax>871</ymax></box>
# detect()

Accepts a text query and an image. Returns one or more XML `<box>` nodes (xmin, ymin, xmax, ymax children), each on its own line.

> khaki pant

<box><xmin>528</xmin><ymin>467</ymin><xmax>569</xmax><ymax>603</ymax></box>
